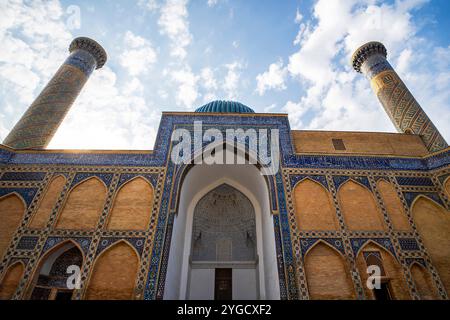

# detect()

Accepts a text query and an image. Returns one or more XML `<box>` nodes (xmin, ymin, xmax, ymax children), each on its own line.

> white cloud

<box><xmin>256</xmin><ymin>59</ymin><xmax>287</xmax><ymax>95</ymax></box>
<box><xmin>158</xmin><ymin>0</ymin><xmax>192</xmax><ymax>59</ymax></box>
<box><xmin>0</xmin><ymin>0</ymin><xmax>160</xmax><ymax>149</ymax></box>
<box><xmin>170</xmin><ymin>66</ymin><xmax>199</xmax><ymax>108</ymax></box>
<box><xmin>200</xmin><ymin>67</ymin><xmax>218</xmax><ymax>91</ymax></box>
<box><xmin>223</xmin><ymin>61</ymin><xmax>245</xmax><ymax>99</ymax></box>
<box><xmin>271</xmin><ymin>0</ymin><xmax>449</xmax><ymax>141</ymax></box>
<box><xmin>207</xmin><ymin>0</ymin><xmax>218</xmax><ymax>7</ymax></box>
<box><xmin>294</xmin><ymin>8</ymin><xmax>303</xmax><ymax>24</ymax></box>
<box><xmin>138</xmin><ymin>0</ymin><xmax>160</xmax><ymax>12</ymax></box>
<box><xmin>119</xmin><ymin>31</ymin><xmax>157</xmax><ymax>76</ymax></box>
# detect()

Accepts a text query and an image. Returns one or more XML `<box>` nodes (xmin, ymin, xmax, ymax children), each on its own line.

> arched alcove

<box><xmin>412</xmin><ymin>196</ymin><xmax>450</xmax><ymax>292</ymax></box>
<box><xmin>0</xmin><ymin>193</ymin><xmax>26</xmax><ymax>261</ymax></box>
<box><xmin>304</xmin><ymin>242</ymin><xmax>355</xmax><ymax>299</ymax></box>
<box><xmin>338</xmin><ymin>180</ymin><xmax>385</xmax><ymax>231</ymax></box>
<box><xmin>28</xmin><ymin>241</ymin><xmax>84</xmax><ymax>300</ymax></box>
<box><xmin>293</xmin><ymin>179</ymin><xmax>338</xmax><ymax>230</ymax></box>
<box><xmin>0</xmin><ymin>262</ymin><xmax>25</xmax><ymax>300</ymax></box>
<box><xmin>85</xmin><ymin>241</ymin><xmax>139</xmax><ymax>300</ymax></box>
<box><xmin>410</xmin><ymin>263</ymin><xmax>438</xmax><ymax>300</ymax></box>
<box><xmin>164</xmin><ymin>144</ymin><xmax>280</xmax><ymax>300</ymax></box>
<box><xmin>356</xmin><ymin>242</ymin><xmax>409</xmax><ymax>299</ymax></box>
<box><xmin>30</xmin><ymin>175</ymin><xmax>66</xmax><ymax>229</ymax></box>
<box><xmin>107</xmin><ymin>177</ymin><xmax>154</xmax><ymax>230</ymax></box>
<box><xmin>56</xmin><ymin>177</ymin><xmax>107</xmax><ymax>230</ymax></box>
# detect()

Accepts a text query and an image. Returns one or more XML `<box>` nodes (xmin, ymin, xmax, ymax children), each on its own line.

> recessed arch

<box><xmin>0</xmin><ymin>193</ymin><xmax>26</xmax><ymax>261</ymax></box>
<box><xmin>106</xmin><ymin>176</ymin><xmax>154</xmax><ymax>230</ymax></box>
<box><xmin>444</xmin><ymin>176</ymin><xmax>450</xmax><ymax>198</ymax></box>
<box><xmin>29</xmin><ymin>175</ymin><xmax>66</xmax><ymax>229</ymax></box>
<box><xmin>170</xmin><ymin>139</ymin><xmax>275</xmax><ymax>215</ymax></box>
<box><xmin>0</xmin><ymin>261</ymin><xmax>25</xmax><ymax>300</ymax></box>
<box><xmin>304</xmin><ymin>241</ymin><xmax>355</xmax><ymax>299</ymax></box>
<box><xmin>338</xmin><ymin>179</ymin><xmax>385</xmax><ymax>231</ymax></box>
<box><xmin>356</xmin><ymin>242</ymin><xmax>410</xmax><ymax>299</ymax></box>
<box><xmin>27</xmin><ymin>239</ymin><xmax>84</xmax><ymax>300</ymax></box>
<box><xmin>293</xmin><ymin>178</ymin><xmax>338</xmax><ymax>231</ymax></box>
<box><xmin>164</xmin><ymin>145</ymin><xmax>280</xmax><ymax>300</ymax></box>
<box><xmin>55</xmin><ymin>177</ymin><xmax>107</xmax><ymax>230</ymax></box>
<box><xmin>85</xmin><ymin>240</ymin><xmax>139</xmax><ymax>300</ymax></box>
<box><xmin>410</xmin><ymin>262</ymin><xmax>439</xmax><ymax>300</ymax></box>
<box><xmin>412</xmin><ymin>196</ymin><xmax>450</xmax><ymax>293</ymax></box>
<box><xmin>354</xmin><ymin>239</ymin><xmax>398</xmax><ymax>263</ymax></box>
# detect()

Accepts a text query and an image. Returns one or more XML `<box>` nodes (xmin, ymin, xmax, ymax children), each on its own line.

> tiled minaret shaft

<box><xmin>3</xmin><ymin>37</ymin><xmax>107</xmax><ymax>149</ymax></box>
<box><xmin>352</xmin><ymin>41</ymin><xmax>448</xmax><ymax>153</ymax></box>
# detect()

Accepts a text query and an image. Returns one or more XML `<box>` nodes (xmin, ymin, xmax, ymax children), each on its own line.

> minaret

<box><xmin>351</xmin><ymin>41</ymin><xmax>448</xmax><ymax>153</ymax></box>
<box><xmin>3</xmin><ymin>37</ymin><xmax>107</xmax><ymax>149</ymax></box>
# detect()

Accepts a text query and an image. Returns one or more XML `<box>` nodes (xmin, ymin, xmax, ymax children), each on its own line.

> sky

<box><xmin>0</xmin><ymin>0</ymin><xmax>449</xmax><ymax>150</ymax></box>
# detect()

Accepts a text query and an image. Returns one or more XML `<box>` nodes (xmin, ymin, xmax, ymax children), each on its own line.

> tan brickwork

<box><xmin>410</xmin><ymin>264</ymin><xmax>439</xmax><ymax>300</ymax></box>
<box><xmin>29</xmin><ymin>175</ymin><xmax>66</xmax><ymax>229</ymax></box>
<box><xmin>338</xmin><ymin>180</ymin><xmax>385</xmax><ymax>231</ymax></box>
<box><xmin>56</xmin><ymin>178</ymin><xmax>107</xmax><ymax>230</ymax></box>
<box><xmin>292</xmin><ymin>131</ymin><xmax>429</xmax><ymax>156</ymax></box>
<box><xmin>0</xmin><ymin>262</ymin><xmax>24</xmax><ymax>300</ymax></box>
<box><xmin>0</xmin><ymin>194</ymin><xmax>25</xmax><ymax>261</ymax></box>
<box><xmin>293</xmin><ymin>179</ymin><xmax>338</xmax><ymax>230</ymax></box>
<box><xmin>356</xmin><ymin>243</ymin><xmax>410</xmax><ymax>299</ymax></box>
<box><xmin>445</xmin><ymin>178</ymin><xmax>450</xmax><ymax>198</ymax></box>
<box><xmin>412</xmin><ymin>197</ymin><xmax>450</xmax><ymax>292</ymax></box>
<box><xmin>107</xmin><ymin>178</ymin><xmax>154</xmax><ymax>230</ymax></box>
<box><xmin>304</xmin><ymin>242</ymin><xmax>356</xmax><ymax>299</ymax></box>
<box><xmin>85</xmin><ymin>241</ymin><xmax>139</xmax><ymax>300</ymax></box>
<box><xmin>376</xmin><ymin>180</ymin><xmax>411</xmax><ymax>231</ymax></box>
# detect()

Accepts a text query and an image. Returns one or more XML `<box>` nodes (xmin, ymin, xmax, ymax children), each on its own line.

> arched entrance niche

<box><xmin>27</xmin><ymin>241</ymin><xmax>84</xmax><ymax>300</ymax></box>
<box><xmin>164</xmin><ymin>145</ymin><xmax>280</xmax><ymax>300</ymax></box>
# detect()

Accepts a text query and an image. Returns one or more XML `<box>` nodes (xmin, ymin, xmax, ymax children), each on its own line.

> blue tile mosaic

<box><xmin>70</xmin><ymin>172</ymin><xmax>113</xmax><ymax>188</ymax></box>
<box><xmin>405</xmin><ymin>258</ymin><xmax>426</xmax><ymax>268</ymax></box>
<box><xmin>290</xmin><ymin>174</ymin><xmax>328</xmax><ymax>190</ymax></box>
<box><xmin>398</xmin><ymin>238</ymin><xmax>420</xmax><ymax>251</ymax></box>
<box><xmin>300</xmin><ymin>238</ymin><xmax>345</xmax><ymax>256</ymax></box>
<box><xmin>41</xmin><ymin>237</ymin><xmax>91</xmax><ymax>256</ymax></box>
<box><xmin>96</xmin><ymin>237</ymin><xmax>145</xmax><ymax>256</ymax></box>
<box><xmin>0</xmin><ymin>188</ymin><xmax>38</xmax><ymax>207</ymax></box>
<box><xmin>396</xmin><ymin>177</ymin><xmax>434</xmax><ymax>187</ymax></box>
<box><xmin>3</xmin><ymin>114</ymin><xmax>447</xmax><ymax>171</ymax></box>
<box><xmin>1</xmin><ymin>172</ymin><xmax>46</xmax><ymax>181</ymax></box>
<box><xmin>403</xmin><ymin>192</ymin><xmax>445</xmax><ymax>208</ymax></box>
<box><xmin>117</xmin><ymin>173</ymin><xmax>159</xmax><ymax>189</ymax></box>
<box><xmin>333</xmin><ymin>176</ymin><xmax>372</xmax><ymax>191</ymax></box>
<box><xmin>16</xmin><ymin>236</ymin><xmax>39</xmax><ymax>250</ymax></box>
<box><xmin>350</xmin><ymin>238</ymin><xmax>396</xmax><ymax>259</ymax></box>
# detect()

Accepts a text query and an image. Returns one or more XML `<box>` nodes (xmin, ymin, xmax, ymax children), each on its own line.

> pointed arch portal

<box><xmin>164</xmin><ymin>147</ymin><xmax>280</xmax><ymax>300</ymax></box>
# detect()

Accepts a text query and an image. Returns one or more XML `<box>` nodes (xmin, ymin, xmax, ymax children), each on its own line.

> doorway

<box><xmin>215</xmin><ymin>268</ymin><xmax>232</xmax><ymax>300</ymax></box>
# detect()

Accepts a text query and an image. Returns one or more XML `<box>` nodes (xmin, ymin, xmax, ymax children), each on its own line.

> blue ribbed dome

<box><xmin>195</xmin><ymin>100</ymin><xmax>255</xmax><ymax>113</ymax></box>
